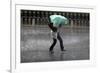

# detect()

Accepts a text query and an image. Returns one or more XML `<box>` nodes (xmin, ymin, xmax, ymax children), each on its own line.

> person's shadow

<box><xmin>60</xmin><ymin>52</ymin><xmax>66</xmax><ymax>60</ymax></box>
<box><xmin>49</xmin><ymin>53</ymin><xmax>56</xmax><ymax>61</ymax></box>
<box><xmin>48</xmin><ymin>51</ymin><xmax>66</xmax><ymax>61</ymax></box>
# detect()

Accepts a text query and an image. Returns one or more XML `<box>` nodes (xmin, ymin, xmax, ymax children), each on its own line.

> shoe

<box><xmin>61</xmin><ymin>49</ymin><xmax>66</xmax><ymax>51</ymax></box>
<box><xmin>49</xmin><ymin>50</ymin><xmax>54</xmax><ymax>54</ymax></box>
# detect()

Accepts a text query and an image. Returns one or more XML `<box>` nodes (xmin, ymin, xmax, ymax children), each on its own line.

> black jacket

<box><xmin>48</xmin><ymin>23</ymin><xmax>57</xmax><ymax>32</ymax></box>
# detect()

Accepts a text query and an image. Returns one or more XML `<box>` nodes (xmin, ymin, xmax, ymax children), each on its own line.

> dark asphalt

<box><xmin>21</xmin><ymin>25</ymin><xmax>89</xmax><ymax>63</ymax></box>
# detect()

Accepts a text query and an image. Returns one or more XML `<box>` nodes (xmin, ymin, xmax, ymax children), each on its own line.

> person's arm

<box><xmin>48</xmin><ymin>23</ymin><xmax>54</xmax><ymax>30</ymax></box>
<box><xmin>48</xmin><ymin>23</ymin><xmax>57</xmax><ymax>32</ymax></box>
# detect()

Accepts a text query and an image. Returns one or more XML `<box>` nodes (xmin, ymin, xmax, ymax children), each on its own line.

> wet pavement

<box><xmin>21</xmin><ymin>26</ymin><xmax>89</xmax><ymax>63</ymax></box>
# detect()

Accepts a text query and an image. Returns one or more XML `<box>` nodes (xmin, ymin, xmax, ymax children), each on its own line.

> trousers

<box><xmin>49</xmin><ymin>33</ymin><xmax>64</xmax><ymax>51</ymax></box>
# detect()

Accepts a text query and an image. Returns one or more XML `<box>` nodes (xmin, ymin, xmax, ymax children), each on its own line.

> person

<box><xmin>48</xmin><ymin>19</ymin><xmax>66</xmax><ymax>54</ymax></box>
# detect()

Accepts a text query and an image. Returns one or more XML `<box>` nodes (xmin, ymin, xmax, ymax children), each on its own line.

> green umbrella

<box><xmin>50</xmin><ymin>15</ymin><xmax>68</xmax><ymax>27</ymax></box>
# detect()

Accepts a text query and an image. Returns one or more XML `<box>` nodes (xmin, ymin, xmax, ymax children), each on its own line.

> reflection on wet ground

<box><xmin>21</xmin><ymin>26</ymin><xmax>89</xmax><ymax>63</ymax></box>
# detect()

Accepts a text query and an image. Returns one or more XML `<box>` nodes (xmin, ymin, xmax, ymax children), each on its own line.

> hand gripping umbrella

<box><xmin>50</xmin><ymin>15</ymin><xmax>68</xmax><ymax>27</ymax></box>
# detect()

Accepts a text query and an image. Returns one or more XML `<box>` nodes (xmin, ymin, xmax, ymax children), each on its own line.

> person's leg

<box><xmin>57</xmin><ymin>33</ymin><xmax>65</xmax><ymax>51</ymax></box>
<box><xmin>49</xmin><ymin>38</ymin><xmax>57</xmax><ymax>52</ymax></box>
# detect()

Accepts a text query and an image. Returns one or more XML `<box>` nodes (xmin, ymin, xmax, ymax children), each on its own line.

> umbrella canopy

<box><xmin>50</xmin><ymin>15</ymin><xmax>68</xmax><ymax>27</ymax></box>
